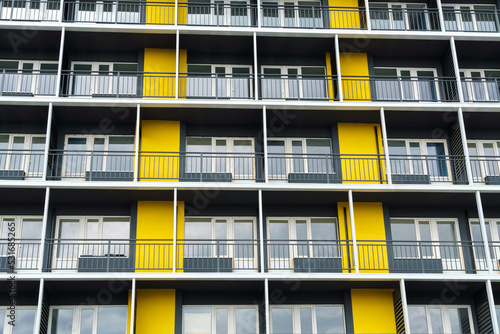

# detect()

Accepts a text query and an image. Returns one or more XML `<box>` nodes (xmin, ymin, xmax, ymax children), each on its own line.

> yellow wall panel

<box><xmin>338</xmin><ymin>202</ymin><xmax>388</xmax><ymax>273</ymax></box>
<box><xmin>136</xmin><ymin>289</ymin><xmax>176</xmax><ymax>334</ymax></box>
<box><xmin>337</xmin><ymin>123</ymin><xmax>385</xmax><ymax>183</ymax></box>
<box><xmin>140</xmin><ymin>120</ymin><xmax>180</xmax><ymax>181</ymax></box>
<box><xmin>351</xmin><ymin>289</ymin><xmax>397</xmax><ymax>334</ymax></box>
<box><xmin>136</xmin><ymin>201</ymin><xmax>185</xmax><ymax>272</ymax></box>
<box><xmin>339</xmin><ymin>53</ymin><xmax>370</xmax><ymax>101</ymax></box>
<box><xmin>143</xmin><ymin>48</ymin><xmax>187</xmax><ymax>98</ymax></box>
<box><xmin>328</xmin><ymin>0</ymin><xmax>361</xmax><ymax>29</ymax></box>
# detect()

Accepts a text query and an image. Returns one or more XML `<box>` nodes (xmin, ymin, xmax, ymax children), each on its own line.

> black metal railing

<box><xmin>0</xmin><ymin>149</ymin><xmax>45</xmax><ymax>179</ymax></box>
<box><xmin>461</xmin><ymin>77</ymin><xmax>500</xmax><ymax>102</ymax></box>
<box><xmin>342</xmin><ymin>76</ymin><xmax>459</xmax><ymax>102</ymax></box>
<box><xmin>443</xmin><ymin>8</ymin><xmax>500</xmax><ymax>32</ymax></box>
<box><xmin>60</xmin><ymin>70</ymin><xmax>141</xmax><ymax>97</ymax></box>
<box><xmin>64</xmin><ymin>0</ymin><xmax>144</xmax><ymax>24</ymax></box>
<box><xmin>0</xmin><ymin>239</ymin><xmax>41</xmax><ymax>271</ymax></box>
<box><xmin>0</xmin><ymin>0</ymin><xmax>60</xmax><ymax>21</ymax></box>
<box><xmin>0</xmin><ymin>69</ymin><xmax>58</xmax><ymax>96</ymax></box>
<box><xmin>469</xmin><ymin>155</ymin><xmax>500</xmax><ymax>185</ymax></box>
<box><xmin>178</xmin><ymin>2</ymin><xmax>256</xmax><ymax>26</ymax></box>
<box><xmin>370</xmin><ymin>7</ymin><xmax>441</xmax><ymax>31</ymax></box>
<box><xmin>258</xmin><ymin>73</ymin><xmax>337</xmax><ymax>101</ymax></box>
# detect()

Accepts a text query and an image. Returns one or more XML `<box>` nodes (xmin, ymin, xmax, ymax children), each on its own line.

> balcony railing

<box><xmin>260</xmin><ymin>5</ymin><xmax>366</xmax><ymax>29</ymax></box>
<box><xmin>462</xmin><ymin>77</ymin><xmax>500</xmax><ymax>102</ymax></box>
<box><xmin>0</xmin><ymin>239</ymin><xmax>41</xmax><ymax>271</ymax></box>
<box><xmin>370</xmin><ymin>7</ymin><xmax>441</xmax><ymax>31</ymax></box>
<box><xmin>0</xmin><ymin>69</ymin><xmax>58</xmax><ymax>96</ymax></box>
<box><xmin>258</xmin><ymin>73</ymin><xmax>337</xmax><ymax>101</ymax></box>
<box><xmin>0</xmin><ymin>149</ymin><xmax>45</xmax><ymax>179</ymax></box>
<box><xmin>178</xmin><ymin>2</ymin><xmax>257</xmax><ymax>27</ymax></box>
<box><xmin>342</xmin><ymin>76</ymin><xmax>459</xmax><ymax>102</ymax></box>
<box><xmin>0</xmin><ymin>0</ymin><xmax>60</xmax><ymax>21</ymax></box>
<box><xmin>64</xmin><ymin>0</ymin><xmax>144</xmax><ymax>24</ymax></box>
<box><xmin>470</xmin><ymin>155</ymin><xmax>500</xmax><ymax>185</ymax></box>
<box><xmin>443</xmin><ymin>8</ymin><xmax>500</xmax><ymax>32</ymax></box>
<box><xmin>60</xmin><ymin>70</ymin><xmax>141</xmax><ymax>97</ymax></box>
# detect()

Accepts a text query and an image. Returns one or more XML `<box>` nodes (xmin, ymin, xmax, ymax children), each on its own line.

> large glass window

<box><xmin>261</xmin><ymin>66</ymin><xmax>327</xmax><ymax>100</ymax></box>
<box><xmin>370</xmin><ymin>3</ymin><xmax>429</xmax><ymax>31</ymax></box>
<box><xmin>408</xmin><ymin>305</ymin><xmax>472</xmax><ymax>334</ymax></box>
<box><xmin>460</xmin><ymin>70</ymin><xmax>500</xmax><ymax>102</ymax></box>
<box><xmin>0</xmin><ymin>308</ymin><xmax>36</xmax><ymax>334</ymax></box>
<box><xmin>186</xmin><ymin>65</ymin><xmax>252</xmax><ymax>99</ymax></box>
<box><xmin>183</xmin><ymin>306</ymin><xmax>258</xmax><ymax>334</ymax></box>
<box><xmin>443</xmin><ymin>4</ymin><xmax>497</xmax><ymax>32</ymax></box>
<box><xmin>271</xmin><ymin>305</ymin><xmax>345</xmax><ymax>334</ymax></box>
<box><xmin>0</xmin><ymin>134</ymin><xmax>45</xmax><ymax>178</ymax></box>
<box><xmin>50</xmin><ymin>306</ymin><xmax>127</xmax><ymax>334</ymax></box>
<box><xmin>187</xmin><ymin>0</ymin><xmax>251</xmax><ymax>26</ymax></box>
<box><xmin>0</xmin><ymin>60</ymin><xmax>57</xmax><ymax>96</ymax></box>
<box><xmin>373</xmin><ymin>67</ymin><xmax>439</xmax><ymax>101</ymax></box>
<box><xmin>469</xmin><ymin>218</ymin><xmax>500</xmax><ymax>271</ymax></box>
<box><xmin>0</xmin><ymin>216</ymin><xmax>42</xmax><ymax>270</ymax></box>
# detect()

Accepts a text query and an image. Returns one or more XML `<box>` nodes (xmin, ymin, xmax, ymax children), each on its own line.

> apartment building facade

<box><xmin>2</xmin><ymin>0</ymin><xmax>500</xmax><ymax>333</ymax></box>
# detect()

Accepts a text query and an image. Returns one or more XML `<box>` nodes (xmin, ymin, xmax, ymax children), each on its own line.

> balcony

<box><xmin>470</xmin><ymin>155</ymin><xmax>500</xmax><ymax>185</ymax></box>
<box><xmin>462</xmin><ymin>77</ymin><xmax>500</xmax><ymax>102</ymax></box>
<box><xmin>369</xmin><ymin>6</ymin><xmax>441</xmax><ymax>31</ymax></box>
<box><xmin>0</xmin><ymin>0</ymin><xmax>60</xmax><ymax>21</ymax></box>
<box><xmin>0</xmin><ymin>239</ymin><xmax>41</xmax><ymax>272</ymax></box>
<box><xmin>0</xmin><ymin>69</ymin><xmax>58</xmax><ymax>97</ymax></box>
<box><xmin>443</xmin><ymin>6</ymin><xmax>500</xmax><ymax>33</ymax></box>
<box><xmin>0</xmin><ymin>149</ymin><xmax>45</xmax><ymax>180</ymax></box>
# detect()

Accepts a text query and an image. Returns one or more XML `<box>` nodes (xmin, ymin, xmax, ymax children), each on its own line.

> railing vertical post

<box><xmin>37</xmin><ymin>187</ymin><xmax>50</xmax><ymax>272</ymax></box>
<box><xmin>334</xmin><ymin>34</ymin><xmax>343</xmax><ymax>102</ymax></box>
<box><xmin>200</xmin><ymin>153</ymin><xmax>204</xmax><ymax>181</ymax></box>
<box><xmin>380</xmin><ymin>107</ymin><xmax>392</xmax><ymax>185</ymax></box>
<box><xmin>34</xmin><ymin>279</ymin><xmax>44</xmax><ymax>334</ymax></box>
<box><xmin>457</xmin><ymin>108</ymin><xmax>474</xmax><ymax>185</ymax></box>
<box><xmin>476</xmin><ymin>191</ymin><xmax>493</xmax><ymax>274</ymax></box>
<box><xmin>173</xmin><ymin>188</ymin><xmax>178</xmax><ymax>272</ymax></box>
<box><xmin>400</xmin><ymin>279</ymin><xmax>411</xmax><ymax>334</ymax></box>
<box><xmin>348</xmin><ymin>190</ymin><xmax>359</xmax><ymax>273</ymax></box>
<box><xmin>253</xmin><ymin>32</ymin><xmax>259</xmax><ymax>101</ymax></box>
<box><xmin>258</xmin><ymin>189</ymin><xmax>265</xmax><ymax>273</ymax></box>
<box><xmin>215</xmin><ymin>72</ymin><xmax>218</xmax><ymax>99</ymax></box>
<box><xmin>42</xmin><ymin>103</ymin><xmax>53</xmax><ymax>181</ymax></box>
<box><xmin>106</xmin><ymin>240</ymin><xmax>111</xmax><ymax>272</ymax></box>
<box><xmin>55</xmin><ymin>27</ymin><xmax>65</xmax><ymax>97</ymax></box>
<box><xmin>364</xmin><ymin>0</ymin><xmax>371</xmax><ymax>30</ymax></box>
<box><xmin>134</xmin><ymin>104</ymin><xmax>140</xmax><ymax>182</ymax></box>
<box><xmin>0</xmin><ymin>69</ymin><xmax>5</xmax><ymax>96</ymax></box>
<box><xmin>129</xmin><ymin>279</ymin><xmax>136</xmax><ymax>334</ymax></box>
<box><xmin>262</xmin><ymin>106</ymin><xmax>269</xmax><ymax>183</ymax></box>
<box><xmin>450</xmin><ymin>36</ymin><xmax>464</xmax><ymax>103</ymax></box>
<box><xmin>435</xmin><ymin>0</ymin><xmax>446</xmax><ymax>32</ymax></box>
<box><xmin>487</xmin><ymin>280</ymin><xmax>500</xmax><ymax>334</ymax></box>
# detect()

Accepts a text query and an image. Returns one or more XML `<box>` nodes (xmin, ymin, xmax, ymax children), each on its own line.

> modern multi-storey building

<box><xmin>2</xmin><ymin>1</ymin><xmax>500</xmax><ymax>334</ymax></box>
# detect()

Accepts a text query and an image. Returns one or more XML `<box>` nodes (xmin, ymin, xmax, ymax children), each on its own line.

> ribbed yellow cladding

<box><xmin>140</xmin><ymin>120</ymin><xmax>180</xmax><ymax>181</ymax></box>
<box><xmin>143</xmin><ymin>48</ymin><xmax>187</xmax><ymax>98</ymax></box>
<box><xmin>126</xmin><ymin>290</ymin><xmax>131</xmax><ymax>334</ymax></box>
<box><xmin>328</xmin><ymin>0</ymin><xmax>361</xmax><ymax>29</ymax></box>
<box><xmin>351</xmin><ymin>289</ymin><xmax>397</xmax><ymax>334</ymax></box>
<box><xmin>145</xmin><ymin>0</ymin><xmax>174</xmax><ymax>24</ymax></box>
<box><xmin>339</xmin><ymin>53</ymin><xmax>371</xmax><ymax>101</ymax></box>
<box><xmin>337</xmin><ymin>123</ymin><xmax>385</xmax><ymax>184</ymax></box>
<box><xmin>338</xmin><ymin>202</ymin><xmax>388</xmax><ymax>273</ymax></box>
<box><xmin>136</xmin><ymin>289</ymin><xmax>176</xmax><ymax>334</ymax></box>
<box><xmin>136</xmin><ymin>201</ymin><xmax>185</xmax><ymax>272</ymax></box>
<box><xmin>325</xmin><ymin>52</ymin><xmax>335</xmax><ymax>100</ymax></box>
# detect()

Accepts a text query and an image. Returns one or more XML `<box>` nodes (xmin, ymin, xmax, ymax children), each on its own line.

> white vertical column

<box><xmin>379</xmin><ymin>107</ymin><xmax>392</xmax><ymax>185</ymax></box>
<box><xmin>400</xmin><ymin>279</ymin><xmax>411</xmax><ymax>334</ymax></box>
<box><xmin>450</xmin><ymin>37</ymin><xmax>464</xmax><ymax>103</ymax></box>
<box><xmin>435</xmin><ymin>0</ymin><xmax>446</xmax><ymax>32</ymax></box>
<box><xmin>42</xmin><ymin>103</ymin><xmax>53</xmax><ymax>181</ymax></box>
<box><xmin>348</xmin><ymin>190</ymin><xmax>359</xmax><ymax>273</ymax></box>
<box><xmin>174</xmin><ymin>0</ymin><xmax>178</xmax><ymax>26</ymax></box>
<box><xmin>262</xmin><ymin>106</ymin><xmax>268</xmax><ymax>183</ymax></box>
<box><xmin>253</xmin><ymin>32</ymin><xmax>259</xmax><ymax>101</ymax></box>
<box><xmin>487</xmin><ymin>280</ymin><xmax>500</xmax><ymax>334</ymax></box>
<box><xmin>364</xmin><ymin>0</ymin><xmax>371</xmax><ymax>30</ymax></box>
<box><xmin>37</xmin><ymin>187</ymin><xmax>50</xmax><ymax>272</ymax></box>
<box><xmin>34</xmin><ymin>279</ymin><xmax>44</xmax><ymax>334</ymax></box>
<box><xmin>457</xmin><ymin>108</ymin><xmax>474</xmax><ymax>185</ymax></box>
<box><xmin>334</xmin><ymin>34</ymin><xmax>343</xmax><ymax>102</ymax></box>
<box><xmin>129</xmin><ymin>278</ymin><xmax>137</xmax><ymax>334</ymax></box>
<box><xmin>476</xmin><ymin>191</ymin><xmax>493</xmax><ymax>273</ymax></box>
<box><xmin>256</xmin><ymin>0</ymin><xmax>261</xmax><ymax>28</ymax></box>
<box><xmin>258</xmin><ymin>189</ymin><xmax>265</xmax><ymax>273</ymax></box>
<box><xmin>175</xmin><ymin>30</ymin><xmax>180</xmax><ymax>99</ymax></box>
<box><xmin>55</xmin><ymin>27</ymin><xmax>65</xmax><ymax>97</ymax></box>
<box><xmin>173</xmin><ymin>188</ymin><xmax>178</xmax><ymax>272</ymax></box>
<box><xmin>134</xmin><ymin>104</ymin><xmax>141</xmax><ymax>182</ymax></box>
<box><xmin>264</xmin><ymin>278</ymin><xmax>270</xmax><ymax>334</ymax></box>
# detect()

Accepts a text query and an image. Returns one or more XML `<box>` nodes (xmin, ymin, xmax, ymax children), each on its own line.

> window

<box><xmin>261</xmin><ymin>0</ymin><xmax>322</xmax><ymax>28</ymax></box>
<box><xmin>388</xmin><ymin>139</ymin><xmax>450</xmax><ymax>181</ymax></box>
<box><xmin>73</xmin><ymin>0</ymin><xmax>140</xmax><ymax>23</ymax></box>
<box><xmin>0</xmin><ymin>60</ymin><xmax>57</xmax><ymax>96</ymax></box>
<box><xmin>408</xmin><ymin>305</ymin><xmax>473</xmax><ymax>334</ymax></box>
<box><xmin>460</xmin><ymin>69</ymin><xmax>500</xmax><ymax>102</ymax></box>
<box><xmin>63</xmin><ymin>135</ymin><xmax>134</xmax><ymax>179</ymax></box>
<box><xmin>467</xmin><ymin>140</ymin><xmax>500</xmax><ymax>182</ymax></box>
<box><xmin>0</xmin><ymin>216</ymin><xmax>42</xmax><ymax>270</ymax></box>
<box><xmin>373</xmin><ymin>67</ymin><xmax>439</xmax><ymax>101</ymax></box>
<box><xmin>70</xmin><ymin>62</ymin><xmax>138</xmax><ymax>97</ymax></box>
<box><xmin>370</xmin><ymin>3</ymin><xmax>429</xmax><ymax>30</ymax></box>
<box><xmin>0</xmin><ymin>0</ymin><xmax>60</xmax><ymax>20</ymax></box>
<box><xmin>186</xmin><ymin>137</ymin><xmax>254</xmax><ymax>180</ymax></box>
<box><xmin>261</xmin><ymin>66</ymin><xmax>327</xmax><ymax>100</ymax></box>
<box><xmin>186</xmin><ymin>65</ymin><xmax>252</xmax><ymax>99</ymax></box>
<box><xmin>267</xmin><ymin>138</ymin><xmax>333</xmax><ymax>180</ymax></box>
<box><xmin>184</xmin><ymin>217</ymin><xmax>256</xmax><ymax>270</ymax></box>
<box><xmin>183</xmin><ymin>306</ymin><xmax>258</xmax><ymax>334</ymax></box>
<box><xmin>443</xmin><ymin>4</ymin><xmax>497</xmax><ymax>32</ymax></box>
<box><xmin>0</xmin><ymin>134</ymin><xmax>45</xmax><ymax>178</ymax></box>
<box><xmin>54</xmin><ymin>216</ymin><xmax>130</xmax><ymax>270</ymax></box>
<box><xmin>267</xmin><ymin>217</ymin><xmax>339</xmax><ymax>270</ymax></box>
<box><xmin>469</xmin><ymin>219</ymin><xmax>500</xmax><ymax>270</ymax></box>
<box><xmin>0</xmin><ymin>307</ymin><xmax>36</xmax><ymax>334</ymax></box>
<box><xmin>270</xmin><ymin>305</ymin><xmax>345</xmax><ymax>334</ymax></box>
<box><xmin>187</xmin><ymin>0</ymin><xmax>250</xmax><ymax>26</ymax></box>
<box><xmin>390</xmin><ymin>218</ymin><xmax>462</xmax><ymax>270</ymax></box>
<box><xmin>49</xmin><ymin>306</ymin><xmax>128</xmax><ymax>334</ymax></box>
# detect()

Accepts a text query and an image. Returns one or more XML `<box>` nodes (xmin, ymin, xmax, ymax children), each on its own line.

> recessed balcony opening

<box><xmin>440</xmin><ymin>0</ymin><xmax>499</xmax><ymax>32</ymax></box>
<box><xmin>368</xmin><ymin>0</ymin><xmax>441</xmax><ymax>31</ymax></box>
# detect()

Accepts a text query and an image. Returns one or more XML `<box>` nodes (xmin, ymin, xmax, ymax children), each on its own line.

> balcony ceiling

<box><xmin>339</xmin><ymin>38</ymin><xmax>448</xmax><ymax>59</ymax></box>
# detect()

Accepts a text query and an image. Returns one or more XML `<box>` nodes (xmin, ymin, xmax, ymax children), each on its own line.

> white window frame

<box><xmin>370</xmin><ymin>2</ymin><xmax>429</xmax><ymax>30</ymax></box>
<box><xmin>0</xmin><ymin>0</ymin><xmax>61</xmax><ymax>21</ymax></box>
<box><xmin>387</xmin><ymin>138</ymin><xmax>451</xmax><ymax>181</ymax></box>
<box><xmin>460</xmin><ymin>69</ymin><xmax>500</xmax><ymax>102</ymax></box>
<box><xmin>442</xmin><ymin>4</ymin><xmax>498</xmax><ymax>32</ymax></box>
<box><xmin>270</xmin><ymin>305</ymin><xmax>346</xmax><ymax>334</ymax></box>
<box><xmin>261</xmin><ymin>0</ymin><xmax>323</xmax><ymax>28</ymax></box>
<box><xmin>408</xmin><ymin>305</ymin><xmax>475</xmax><ymax>334</ymax></box>
<box><xmin>390</xmin><ymin>218</ymin><xmax>464</xmax><ymax>271</ymax></box>
<box><xmin>182</xmin><ymin>305</ymin><xmax>259</xmax><ymax>334</ymax></box>
<box><xmin>48</xmin><ymin>305</ymin><xmax>128</xmax><ymax>334</ymax></box>
<box><xmin>186</xmin><ymin>0</ymin><xmax>251</xmax><ymax>26</ymax></box>
<box><xmin>469</xmin><ymin>218</ymin><xmax>500</xmax><ymax>272</ymax></box>
<box><xmin>467</xmin><ymin>140</ymin><xmax>500</xmax><ymax>182</ymax></box>
<box><xmin>0</xmin><ymin>306</ymin><xmax>37</xmax><ymax>334</ymax></box>
<box><xmin>261</xmin><ymin>65</ymin><xmax>328</xmax><ymax>100</ymax></box>
<box><xmin>0</xmin><ymin>133</ymin><xmax>46</xmax><ymax>178</ymax></box>
<box><xmin>73</xmin><ymin>0</ymin><xmax>141</xmax><ymax>23</ymax></box>
<box><xmin>0</xmin><ymin>59</ymin><xmax>58</xmax><ymax>96</ymax></box>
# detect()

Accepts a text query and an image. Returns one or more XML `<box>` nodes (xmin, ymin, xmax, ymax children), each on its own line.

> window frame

<box><xmin>442</xmin><ymin>4</ymin><xmax>498</xmax><ymax>32</ymax></box>
<box><xmin>182</xmin><ymin>305</ymin><xmax>259</xmax><ymax>334</ymax></box>
<box><xmin>407</xmin><ymin>304</ymin><xmax>475</xmax><ymax>334</ymax></box>
<box><xmin>370</xmin><ymin>2</ymin><xmax>429</xmax><ymax>30</ymax></box>
<box><xmin>373</xmin><ymin>67</ymin><xmax>440</xmax><ymax>101</ymax></box>
<box><xmin>0</xmin><ymin>133</ymin><xmax>46</xmax><ymax>177</ymax></box>
<box><xmin>469</xmin><ymin>218</ymin><xmax>500</xmax><ymax>271</ymax></box>
<box><xmin>0</xmin><ymin>59</ymin><xmax>58</xmax><ymax>96</ymax></box>
<box><xmin>467</xmin><ymin>139</ymin><xmax>500</xmax><ymax>181</ymax></box>
<box><xmin>460</xmin><ymin>69</ymin><xmax>500</xmax><ymax>102</ymax></box>
<box><xmin>0</xmin><ymin>306</ymin><xmax>37</xmax><ymax>334</ymax></box>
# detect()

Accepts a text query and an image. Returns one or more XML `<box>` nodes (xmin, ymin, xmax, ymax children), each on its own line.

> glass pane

<box><xmin>267</xmin><ymin>140</ymin><xmax>286</xmax><ymax>178</ymax></box>
<box><xmin>291</xmin><ymin>141</ymin><xmax>304</xmax><ymax>173</ymax></box>
<box><xmin>108</xmin><ymin>137</ymin><xmax>134</xmax><ymax>172</ymax></box>
<box><xmin>299</xmin><ymin>308</ymin><xmax>313</xmax><ymax>334</ymax></box>
<box><xmin>389</xmin><ymin>140</ymin><xmax>409</xmax><ymax>174</ymax></box>
<box><xmin>316</xmin><ymin>306</ymin><xmax>344</xmax><ymax>334</ymax></box>
<box><xmin>419</xmin><ymin>222</ymin><xmax>432</xmax><ymax>257</ymax></box>
<box><xmin>448</xmin><ymin>307</ymin><xmax>471</xmax><ymax>334</ymax></box>
<box><xmin>391</xmin><ymin>219</ymin><xmax>418</xmax><ymax>258</ymax></box>
<box><xmin>51</xmin><ymin>309</ymin><xmax>73</xmax><ymax>334</ymax></box>
<box><xmin>29</xmin><ymin>136</ymin><xmax>45</xmax><ymax>175</ymax></box>
<box><xmin>306</xmin><ymin>139</ymin><xmax>332</xmax><ymax>173</ymax></box>
<box><xmin>235</xmin><ymin>308</ymin><xmax>256</xmax><ymax>334</ymax></box>
<box><xmin>410</xmin><ymin>143</ymin><xmax>424</xmax><ymax>175</ymax></box>
<box><xmin>65</xmin><ymin>137</ymin><xmax>87</xmax><ymax>176</ymax></box>
<box><xmin>97</xmin><ymin>307</ymin><xmax>127</xmax><ymax>334</ymax></box>
<box><xmin>57</xmin><ymin>219</ymin><xmax>79</xmax><ymax>258</ymax></box>
<box><xmin>233</xmin><ymin>139</ymin><xmax>253</xmax><ymax>177</ymax></box>
<box><xmin>216</xmin><ymin>220</ymin><xmax>227</xmax><ymax>256</ymax></box>
<box><xmin>12</xmin><ymin>309</ymin><xmax>36</xmax><ymax>334</ymax></box>
<box><xmin>427</xmin><ymin>143</ymin><xmax>448</xmax><ymax>178</ymax></box>
<box><xmin>296</xmin><ymin>221</ymin><xmax>308</xmax><ymax>256</ymax></box>
<box><xmin>262</xmin><ymin>67</ymin><xmax>282</xmax><ymax>99</ymax></box>
<box><xmin>408</xmin><ymin>306</ymin><xmax>428</xmax><ymax>334</ymax></box>
<box><xmin>234</xmin><ymin>220</ymin><xmax>253</xmax><ymax>258</ymax></box>
<box><xmin>81</xmin><ymin>309</ymin><xmax>94</xmax><ymax>334</ymax></box>
<box><xmin>216</xmin><ymin>308</ymin><xmax>228</xmax><ymax>334</ymax></box>
<box><xmin>185</xmin><ymin>219</ymin><xmax>212</xmax><ymax>257</ymax></box>
<box><xmin>0</xmin><ymin>309</ymin><xmax>4</xmax><ymax>334</ymax></box>
<box><xmin>269</xmin><ymin>220</ymin><xmax>289</xmax><ymax>258</ymax></box>
<box><xmin>186</xmin><ymin>137</ymin><xmax>212</xmax><ymax>173</ymax></box>
<box><xmin>184</xmin><ymin>307</ymin><xmax>211</xmax><ymax>334</ymax></box>
<box><xmin>271</xmin><ymin>308</ymin><xmax>293</xmax><ymax>334</ymax></box>
<box><xmin>9</xmin><ymin>137</ymin><xmax>25</xmax><ymax>171</ymax></box>
<box><xmin>437</xmin><ymin>222</ymin><xmax>459</xmax><ymax>259</ymax></box>
<box><xmin>311</xmin><ymin>218</ymin><xmax>337</xmax><ymax>258</ymax></box>
<box><xmin>429</xmin><ymin>308</ymin><xmax>444</xmax><ymax>334</ymax></box>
